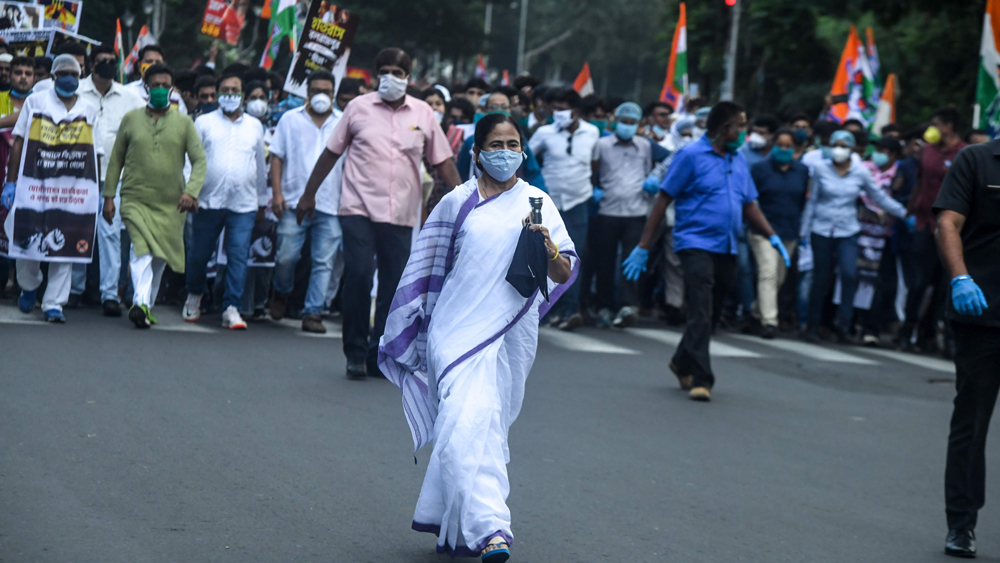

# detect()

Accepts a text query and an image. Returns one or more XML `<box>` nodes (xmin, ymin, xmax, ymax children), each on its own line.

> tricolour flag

<box><xmin>573</xmin><ymin>62</ymin><xmax>594</xmax><ymax>97</ymax></box>
<box><xmin>500</xmin><ymin>69</ymin><xmax>509</xmax><ymax>87</ymax></box>
<box><xmin>123</xmin><ymin>25</ymin><xmax>154</xmax><ymax>76</ymax></box>
<box><xmin>259</xmin><ymin>0</ymin><xmax>299</xmax><ymax>70</ymax></box>
<box><xmin>114</xmin><ymin>18</ymin><xmax>125</xmax><ymax>82</ymax></box>
<box><xmin>475</xmin><ymin>54</ymin><xmax>487</xmax><ymax>79</ymax></box>
<box><xmin>974</xmin><ymin>0</ymin><xmax>1000</xmax><ymax>137</ymax></box>
<box><xmin>871</xmin><ymin>73</ymin><xmax>897</xmax><ymax>137</ymax></box>
<box><xmin>658</xmin><ymin>2</ymin><xmax>687</xmax><ymax>113</ymax></box>
<box><xmin>865</xmin><ymin>27</ymin><xmax>882</xmax><ymax>113</ymax></box>
<box><xmin>827</xmin><ymin>25</ymin><xmax>876</xmax><ymax>126</ymax></box>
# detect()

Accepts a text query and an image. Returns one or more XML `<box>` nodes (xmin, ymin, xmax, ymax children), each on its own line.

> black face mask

<box><xmin>94</xmin><ymin>62</ymin><xmax>116</xmax><ymax>80</ymax></box>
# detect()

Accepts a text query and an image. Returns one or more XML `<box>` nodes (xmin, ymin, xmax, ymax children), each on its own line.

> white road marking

<box><xmin>728</xmin><ymin>334</ymin><xmax>878</xmax><ymax>365</ymax></box>
<box><xmin>856</xmin><ymin>348</ymin><xmax>954</xmax><ymax>374</ymax></box>
<box><xmin>625</xmin><ymin>328</ymin><xmax>763</xmax><ymax>358</ymax></box>
<box><xmin>539</xmin><ymin>328</ymin><xmax>640</xmax><ymax>355</ymax></box>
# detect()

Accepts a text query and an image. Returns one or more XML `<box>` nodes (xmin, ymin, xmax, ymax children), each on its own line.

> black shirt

<box><xmin>750</xmin><ymin>157</ymin><xmax>809</xmax><ymax>240</ymax></box>
<box><xmin>933</xmin><ymin>140</ymin><xmax>1000</xmax><ymax>327</ymax></box>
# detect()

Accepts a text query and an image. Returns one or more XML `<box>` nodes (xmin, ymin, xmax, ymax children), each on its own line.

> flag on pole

<box><xmin>261</xmin><ymin>0</ymin><xmax>271</xmax><ymax>19</ymax></box>
<box><xmin>975</xmin><ymin>0</ymin><xmax>1000</xmax><ymax>137</ymax></box>
<box><xmin>865</xmin><ymin>27</ymin><xmax>882</xmax><ymax>111</ymax></box>
<box><xmin>500</xmin><ymin>69</ymin><xmax>509</xmax><ymax>86</ymax></box>
<box><xmin>475</xmin><ymin>54</ymin><xmax>487</xmax><ymax>79</ymax></box>
<box><xmin>123</xmin><ymin>25</ymin><xmax>154</xmax><ymax>77</ymax></box>
<box><xmin>259</xmin><ymin>0</ymin><xmax>299</xmax><ymax>70</ymax></box>
<box><xmin>658</xmin><ymin>2</ymin><xmax>687</xmax><ymax>113</ymax></box>
<box><xmin>573</xmin><ymin>62</ymin><xmax>594</xmax><ymax>97</ymax></box>
<box><xmin>114</xmin><ymin>18</ymin><xmax>125</xmax><ymax>82</ymax></box>
<box><xmin>826</xmin><ymin>25</ymin><xmax>876</xmax><ymax>125</ymax></box>
<box><xmin>871</xmin><ymin>73</ymin><xmax>897</xmax><ymax>137</ymax></box>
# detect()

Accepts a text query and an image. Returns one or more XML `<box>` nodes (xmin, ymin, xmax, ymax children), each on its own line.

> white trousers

<box><xmin>130</xmin><ymin>249</ymin><xmax>166</xmax><ymax>308</ymax></box>
<box><xmin>16</xmin><ymin>260</ymin><xmax>73</xmax><ymax>312</ymax></box>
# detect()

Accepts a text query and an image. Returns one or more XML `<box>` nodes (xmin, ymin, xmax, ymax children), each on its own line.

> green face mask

<box><xmin>725</xmin><ymin>130</ymin><xmax>746</xmax><ymax>153</ymax></box>
<box><xmin>589</xmin><ymin>119</ymin><xmax>608</xmax><ymax>132</ymax></box>
<box><xmin>148</xmin><ymin>87</ymin><xmax>171</xmax><ymax>110</ymax></box>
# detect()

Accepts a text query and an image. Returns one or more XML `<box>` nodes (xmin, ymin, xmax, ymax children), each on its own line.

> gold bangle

<box><xmin>550</xmin><ymin>243</ymin><xmax>559</xmax><ymax>261</ymax></box>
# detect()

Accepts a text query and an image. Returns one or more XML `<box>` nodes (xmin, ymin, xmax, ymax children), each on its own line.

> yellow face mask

<box><xmin>140</xmin><ymin>62</ymin><xmax>153</xmax><ymax>77</ymax></box>
<box><xmin>923</xmin><ymin>125</ymin><xmax>942</xmax><ymax>145</ymax></box>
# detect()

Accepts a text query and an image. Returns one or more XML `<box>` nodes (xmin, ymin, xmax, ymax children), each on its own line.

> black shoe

<box><xmin>761</xmin><ymin>325</ymin><xmax>777</xmax><ymax>340</ymax></box>
<box><xmin>803</xmin><ymin>329</ymin><xmax>821</xmax><ymax>344</ymax></box>
<box><xmin>346</xmin><ymin>362</ymin><xmax>367</xmax><ymax>380</ymax></box>
<box><xmin>102</xmin><ymin>300</ymin><xmax>122</xmax><ymax>317</ymax></box>
<box><xmin>836</xmin><ymin>329</ymin><xmax>853</xmax><ymax>345</ymax></box>
<box><xmin>945</xmin><ymin>529</ymin><xmax>976</xmax><ymax>558</ymax></box>
<box><xmin>66</xmin><ymin>293</ymin><xmax>82</xmax><ymax>309</ymax></box>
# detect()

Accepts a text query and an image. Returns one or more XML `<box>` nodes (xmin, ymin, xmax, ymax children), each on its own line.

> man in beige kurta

<box><xmin>103</xmin><ymin>63</ymin><xmax>206</xmax><ymax>328</ymax></box>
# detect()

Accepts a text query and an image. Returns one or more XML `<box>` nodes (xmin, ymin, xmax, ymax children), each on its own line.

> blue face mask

<box><xmin>652</xmin><ymin>124</ymin><xmax>668</xmax><ymax>138</ymax></box>
<box><xmin>871</xmin><ymin>152</ymin><xmax>890</xmax><ymax>167</ymax></box>
<box><xmin>478</xmin><ymin>149</ymin><xmax>526</xmax><ymax>182</ymax></box>
<box><xmin>54</xmin><ymin>75</ymin><xmax>78</xmax><ymax>98</ymax></box>
<box><xmin>615</xmin><ymin>123</ymin><xmax>638</xmax><ymax>142</ymax></box>
<box><xmin>772</xmin><ymin>146</ymin><xmax>794</xmax><ymax>164</ymax></box>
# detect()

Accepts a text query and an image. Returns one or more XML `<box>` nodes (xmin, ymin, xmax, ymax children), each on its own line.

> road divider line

<box><xmin>856</xmin><ymin>347</ymin><xmax>954</xmax><ymax>374</ymax></box>
<box><xmin>728</xmin><ymin>334</ymin><xmax>878</xmax><ymax>365</ymax></box>
<box><xmin>625</xmin><ymin>328</ymin><xmax>762</xmax><ymax>358</ymax></box>
<box><xmin>539</xmin><ymin>328</ymin><xmax>640</xmax><ymax>355</ymax></box>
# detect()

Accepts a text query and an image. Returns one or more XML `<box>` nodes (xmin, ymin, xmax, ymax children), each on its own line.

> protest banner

<box><xmin>283</xmin><ymin>0</ymin><xmax>358</xmax><ymax>99</ymax></box>
<box><xmin>3</xmin><ymin>105</ymin><xmax>101</xmax><ymax>263</ymax></box>
<box><xmin>0</xmin><ymin>2</ymin><xmax>43</xmax><ymax>31</ymax></box>
<box><xmin>39</xmin><ymin>0</ymin><xmax>82</xmax><ymax>34</ymax></box>
<box><xmin>201</xmin><ymin>0</ymin><xmax>244</xmax><ymax>46</ymax></box>
<box><xmin>0</xmin><ymin>28</ymin><xmax>53</xmax><ymax>56</ymax></box>
<box><xmin>346</xmin><ymin>66</ymin><xmax>370</xmax><ymax>86</ymax></box>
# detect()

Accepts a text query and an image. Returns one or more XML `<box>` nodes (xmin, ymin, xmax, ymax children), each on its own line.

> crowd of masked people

<box><xmin>0</xmin><ymin>40</ymin><xmax>978</xmax><ymax>366</ymax></box>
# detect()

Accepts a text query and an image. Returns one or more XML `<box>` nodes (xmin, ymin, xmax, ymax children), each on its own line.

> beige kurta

<box><xmin>103</xmin><ymin>107</ymin><xmax>206</xmax><ymax>272</ymax></box>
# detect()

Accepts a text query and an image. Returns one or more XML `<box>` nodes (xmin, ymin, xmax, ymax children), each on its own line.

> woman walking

<box><xmin>379</xmin><ymin>114</ymin><xmax>578</xmax><ymax>561</ymax></box>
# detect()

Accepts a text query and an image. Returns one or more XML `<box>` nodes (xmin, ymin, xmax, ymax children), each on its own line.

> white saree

<box><xmin>379</xmin><ymin>177</ymin><xmax>578</xmax><ymax>556</ymax></box>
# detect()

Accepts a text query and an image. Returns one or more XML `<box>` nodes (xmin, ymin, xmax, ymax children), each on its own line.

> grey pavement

<box><xmin>1</xmin><ymin>302</ymin><xmax>997</xmax><ymax>563</ymax></box>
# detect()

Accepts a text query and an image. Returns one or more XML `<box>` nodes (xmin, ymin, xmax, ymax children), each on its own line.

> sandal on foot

<box><xmin>481</xmin><ymin>537</ymin><xmax>510</xmax><ymax>563</ymax></box>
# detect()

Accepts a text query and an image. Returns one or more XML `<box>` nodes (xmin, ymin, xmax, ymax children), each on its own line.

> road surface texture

<box><xmin>1</xmin><ymin>302</ymin><xmax>994</xmax><ymax>562</ymax></box>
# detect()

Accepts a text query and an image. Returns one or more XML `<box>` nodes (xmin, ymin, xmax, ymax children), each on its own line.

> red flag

<box><xmin>501</xmin><ymin>69</ymin><xmax>509</xmax><ymax>86</ymax></box>
<box><xmin>475</xmin><ymin>54</ymin><xmax>487</xmax><ymax>79</ymax></box>
<box><xmin>573</xmin><ymin>62</ymin><xmax>594</xmax><ymax>96</ymax></box>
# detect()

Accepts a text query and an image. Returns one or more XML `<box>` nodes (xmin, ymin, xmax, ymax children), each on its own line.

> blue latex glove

<box><xmin>592</xmin><ymin>187</ymin><xmax>605</xmax><ymax>204</ymax></box>
<box><xmin>952</xmin><ymin>276</ymin><xmax>988</xmax><ymax>316</ymax></box>
<box><xmin>770</xmin><ymin>235</ymin><xmax>791</xmax><ymax>268</ymax></box>
<box><xmin>799</xmin><ymin>236</ymin><xmax>810</xmax><ymax>249</ymax></box>
<box><xmin>622</xmin><ymin>246</ymin><xmax>649</xmax><ymax>281</ymax></box>
<box><xmin>642</xmin><ymin>174</ymin><xmax>660</xmax><ymax>195</ymax></box>
<box><xmin>905</xmin><ymin>215</ymin><xmax>917</xmax><ymax>232</ymax></box>
<box><xmin>1</xmin><ymin>181</ymin><xmax>14</xmax><ymax>210</ymax></box>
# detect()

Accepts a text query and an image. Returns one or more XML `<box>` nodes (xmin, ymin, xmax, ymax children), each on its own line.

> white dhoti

<box><xmin>17</xmin><ymin>260</ymin><xmax>73</xmax><ymax>312</ymax></box>
<box><xmin>130</xmin><ymin>248</ymin><xmax>166</xmax><ymax>308</ymax></box>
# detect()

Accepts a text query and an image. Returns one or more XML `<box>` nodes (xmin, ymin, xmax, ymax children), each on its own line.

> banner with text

<box><xmin>39</xmin><ymin>0</ymin><xmax>82</xmax><ymax>34</ymax></box>
<box><xmin>0</xmin><ymin>2</ymin><xmax>43</xmax><ymax>31</ymax></box>
<box><xmin>283</xmin><ymin>1</ymin><xmax>358</xmax><ymax>99</ymax></box>
<box><xmin>200</xmin><ymin>0</ymin><xmax>244</xmax><ymax>46</ymax></box>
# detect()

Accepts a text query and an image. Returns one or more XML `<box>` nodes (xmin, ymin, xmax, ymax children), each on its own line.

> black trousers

<box><xmin>590</xmin><ymin>214</ymin><xmax>645</xmax><ymax>310</ymax></box>
<box><xmin>946</xmin><ymin>322</ymin><xmax>1000</xmax><ymax>530</ymax></box>
<box><xmin>340</xmin><ymin>216</ymin><xmax>412</xmax><ymax>372</ymax></box>
<box><xmin>673</xmin><ymin>249</ymin><xmax>737</xmax><ymax>389</ymax></box>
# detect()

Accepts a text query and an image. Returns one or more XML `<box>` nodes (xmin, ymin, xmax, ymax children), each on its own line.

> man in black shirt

<box><xmin>934</xmin><ymin>139</ymin><xmax>1000</xmax><ymax>558</ymax></box>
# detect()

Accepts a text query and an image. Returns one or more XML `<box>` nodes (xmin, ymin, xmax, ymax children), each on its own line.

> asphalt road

<box><xmin>0</xmin><ymin>302</ymin><xmax>995</xmax><ymax>563</ymax></box>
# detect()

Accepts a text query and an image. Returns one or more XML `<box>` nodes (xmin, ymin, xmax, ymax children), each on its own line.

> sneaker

<box><xmin>302</xmin><ymin>314</ymin><xmax>326</xmax><ymax>334</ymax></box>
<box><xmin>222</xmin><ymin>306</ymin><xmax>247</xmax><ymax>330</ymax></box>
<box><xmin>17</xmin><ymin>289</ymin><xmax>36</xmax><ymax>313</ymax></box>
<box><xmin>862</xmin><ymin>334</ymin><xmax>880</xmax><ymax>347</ymax></box>
<box><xmin>613</xmin><ymin>306</ymin><xmax>639</xmax><ymax>328</ymax></box>
<box><xmin>102</xmin><ymin>300</ymin><xmax>122</xmax><ymax>317</ymax></box>
<box><xmin>760</xmin><ymin>325</ymin><xmax>777</xmax><ymax>340</ymax></box>
<box><xmin>129</xmin><ymin>304</ymin><xmax>152</xmax><ymax>329</ymax></box>
<box><xmin>182</xmin><ymin>294</ymin><xmax>202</xmax><ymax>322</ymax></box>
<box><xmin>689</xmin><ymin>387</ymin><xmax>712</xmax><ymax>401</ymax></box>
<box><xmin>558</xmin><ymin>313</ymin><xmax>585</xmax><ymax>331</ymax></box>
<box><xmin>596</xmin><ymin>308</ymin><xmax>613</xmax><ymax>329</ymax></box>
<box><xmin>346</xmin><ymin>362</ymin><xmax>367</xmax><ymax>380</ymax></box>
<box><xmin>669</xmin><ymin>360</ymin><xmax>694</xmax><ymax>391</ymax></box>
<box><xmin>43</xmin><ymin>309</ymin><xmax>65</xmax><ymax>323</ymax></box>
<box><xmin>269</xmin><ymin>292</ymin><xmax>290</xmax><ymax>321</ymax></box>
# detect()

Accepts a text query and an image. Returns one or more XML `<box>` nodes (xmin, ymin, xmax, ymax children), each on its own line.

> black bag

<box><xmin>505</xmin><ymin>225</ymin><xmax>550</xmax><ymax>302</ymax></box>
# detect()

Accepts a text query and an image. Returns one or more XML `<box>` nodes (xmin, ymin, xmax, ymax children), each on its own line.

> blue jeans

<box><xmin>553</xmin><ymin>201</ymin><xmax>588</xmax><ymax>317</ymax></box>
<box><xmin>186</xmin><ymin>208</ymin><xmax>256</xmax><ymax>310</ymax></box>
<box><xmin>808</xmin><ymin>233</ymin><xmax>859</xmax><ymax>333</ymax></box>
<box><xmin>272</xmin><ymin>211</ymin><xmax>341</xmax><ymax>316</ymax></box>
<box><xmin>72</xmin><ymin>186</ymin><xmax>125</xmax><ymax>303</ymax></box>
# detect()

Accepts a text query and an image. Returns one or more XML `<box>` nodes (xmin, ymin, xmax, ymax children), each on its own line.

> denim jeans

<box><xmin>186</xmin><ymin>208</ymin><xmax>256</xmax><ymax>310</ymax></box>
<box><xmin>72</xmin><ymin>188</ymin><xmax>124</xmax><ymax>303</ymax></box>
<box><xmin>272</xmin><ymin>211</ymin><xmax>341</xmax><ymax>316</ymax></box>
<box><xmin>808</xmin><ymin>233</ymin><xmax>859</xmax><ymax>332</ymax></box>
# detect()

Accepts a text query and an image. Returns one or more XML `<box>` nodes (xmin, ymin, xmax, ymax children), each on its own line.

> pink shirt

<box><xmin>327</xmin><ymin>92</ymin><xmax>452</xmax><ymax>227</ymax></box>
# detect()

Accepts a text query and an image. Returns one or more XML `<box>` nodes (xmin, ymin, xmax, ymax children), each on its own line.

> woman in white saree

<box><xmin>379</xmin><ymin>114</ymin><xmax>578</xmax><ymax>561</ymax></box>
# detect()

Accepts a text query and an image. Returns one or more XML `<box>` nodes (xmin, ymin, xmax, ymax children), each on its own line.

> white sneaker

<box><xmin>183</xmin><ymin>294</ymin><xmax>202</xmax><ymax>322</ymax></box>
<box><xmin>222</xmin><ymin>306</ymin><xmax>247</xmax><ymax>330</ymax></box>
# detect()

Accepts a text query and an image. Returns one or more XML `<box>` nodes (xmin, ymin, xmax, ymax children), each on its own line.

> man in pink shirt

<box><xmin>298</xmin><ymin>47</ymin><xmax>461</xmax><ymax>379</ymax></box>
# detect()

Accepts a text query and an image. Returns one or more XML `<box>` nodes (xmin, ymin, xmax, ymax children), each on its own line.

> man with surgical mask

<box><xmin>738</xmin><ymin>114</ymin><xmax>779</xmax><ymax>167</ymax></box>
<box><xmin>528</xmin><ymin>87</ymin><xmax>601</xmax><ymax>330</ymax></box>
<box><xmin>296</xmin><ymin>48</ymin><xmax>461</xmax><ymax>378</ymax></box>
<box><xmin>589</xmin><ymin>101</ymin><xmax>670</xmax><ymax>328</ymax></box>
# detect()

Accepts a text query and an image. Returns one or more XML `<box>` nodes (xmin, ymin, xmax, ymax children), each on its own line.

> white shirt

<box><xmin>195</xmin><ymin>109</ymin><xmax>268</xmax><ymax>213</ymax></box>
<box><xmin>268</xmin><ymin>106</ymin><xmax>342</xmax><ymax>215</ymax></box>
<box><xmin>528</xmin><ymin>120</ymin><xmax>600</xmax><ymax>211</ymax></box>
<box><xmin>77</xmin><ymin>76</ymin><xmax>146</xmax><ymax>182</ymax></box>
<box><xmin>13</xmin><ymin>88</ymin><xmax>103</xmax><ymax>157</ymax></box>
<box><xmin>125</xmin><ymin>79</ymin><xmax>189</xmax><ymax>115</ymax></box>
<box><xmin>33</xmin><ymin>77</ymin><xmax>53</xmax><ymax>92</ymax></box>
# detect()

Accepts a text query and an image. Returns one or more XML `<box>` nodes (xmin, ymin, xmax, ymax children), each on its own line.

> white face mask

<box><xmin>747</xmin><ymin>131</ymin><xmax>767</xmax><ymax>150</ymax></box>
<box><xmin>218</xmin><ymin>94</ymin><xmax>242</xmax><ymax>114</ymax></box>
<box><xmin>378</xmin><ymin>73</ymin><xmax>408</xmax><ymax>102</ymax></box>
<box><xmin>309</xmin><ymin>93</ymin><xmax>332</xmax><ymax>114</ymax></box>
<box><xmin>830</xmin><ymin>146</ymin><xmax>852</xmax><ymax>163</ymax></box>
<box><xmin>552</xmin><ymin>109</ymin><xmax>574</xmax><ymax>129</ymax></box>
<box><xmin>433</xmin><ymin>110</ymin><xmax>443</xmax><ymax>123</ymax></box>
<box><xmin>246</xmin><ymin>99</ymin><xmax>268</xmax><ymax>119</ymax></box>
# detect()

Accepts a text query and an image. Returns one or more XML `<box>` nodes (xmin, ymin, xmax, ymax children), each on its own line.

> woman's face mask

<box><xmin>478</xmin><ymin>148</ymin><xmax>526</xmax><ymax>182</ymax></box>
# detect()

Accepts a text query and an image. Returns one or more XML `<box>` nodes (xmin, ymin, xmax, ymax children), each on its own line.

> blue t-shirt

<box><xmin>661</xmin><ymin>136</ymin><xmax>759</xmax><ymax>254</ymax></box>
<box><xmin>750</xmin><ymin>156</ymin><xmax>809</xmax><ymax>240</ymax></box>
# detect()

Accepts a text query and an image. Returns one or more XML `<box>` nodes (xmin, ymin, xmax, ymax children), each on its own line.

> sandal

<box><xmin>481</xmin><ymin>536</ymin><xmax>510</xmax><ymax>563</ymax></box>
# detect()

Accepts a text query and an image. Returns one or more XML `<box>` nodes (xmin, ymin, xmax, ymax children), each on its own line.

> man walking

<box><xmin>297</xmin><ymin>48</ymin><xmax>461</xmax><ymax>379</ymax></box>
<box><xmin>71</xmin><ymin>45</ymin><xmax>145</xmax><ymax>317</ymax></box>
<box><xmin>184</xmin><ymin>71</ymin><xmax>266</xmax><ymax>330</ymax></box>
<box><xmin>267</xmin><ymin>70</ymin><xmax>342</xmax><ymax>334</ymax></box>
<box><xmin>103</xmin><ymin>64</ymin><xmax>206</xmax><ymax>328</ymax></box>
<box><xmin>622</xmin><ymin>102</ymin><xmax>790</xmax><ymax>402</ymax></box>
<box><xmin>933</xmin><ymin>139</ymin><xmax>1000</xmax><ymax>558</ymax></box>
